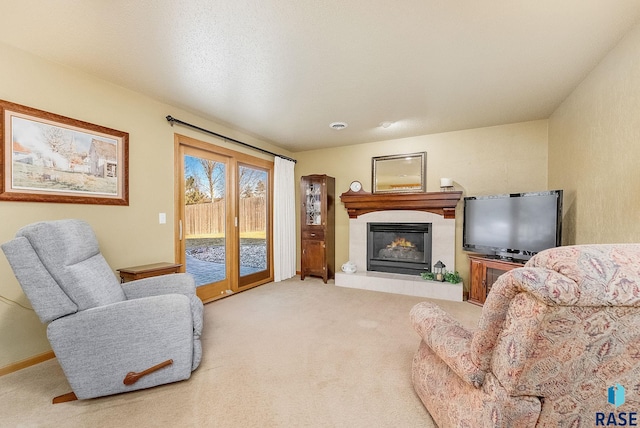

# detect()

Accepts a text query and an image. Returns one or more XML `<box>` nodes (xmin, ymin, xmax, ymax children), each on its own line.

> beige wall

<box><xmin>7</xmin><ymin>16</ymin><xmax>639</xmax><ymax>370</ymax></box>
<box><xmin>0</xmin><ymin>42</ymin><xmax>291</xmax><ymax>368</ymax></box>
<box><xmin>549</xmin><ymin>22</ymin><xmax>640</xmax><ymax>245</ymax></box>
<box><xmin>294</xmin><ymin>119</ymin><xmax>549</xmax><ymax>285</ymax></box>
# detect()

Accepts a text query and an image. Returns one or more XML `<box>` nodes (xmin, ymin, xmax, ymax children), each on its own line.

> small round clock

<box><xmin>349</xmin><ymin>181</ymin><xmax>363</xmax><ymax>192</ymax></box>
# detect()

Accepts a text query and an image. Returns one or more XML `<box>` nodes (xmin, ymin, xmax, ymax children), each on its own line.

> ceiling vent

<box><xmin>329</xmin><ymin>122</ymin><xmax>348</xmax><ymax>130</ymax></box>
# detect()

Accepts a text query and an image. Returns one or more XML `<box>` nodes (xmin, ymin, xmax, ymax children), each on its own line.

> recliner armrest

<box><xmin>121</xmin><ymin>273</ymin><xmax>203</xmax><ymax>357</ymax></box>
<box><xmin>410</xmin><ymin>302</ymin><xmax>484</xmax><ymax>388</ymax></box>
<box><xmin>121</xmin><ymin>273</ymin><xmax>196</xmax><ymax>300</ymax></box>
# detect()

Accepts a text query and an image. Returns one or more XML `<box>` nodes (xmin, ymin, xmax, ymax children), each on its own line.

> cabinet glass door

<box><xmin>486</xmin><ymin>267</ymin><xmax>507</xmax><ymax>297</ymax></box>
<box><xmin>304</xmin><ymin>180</ymin><xmax>323</xmax><ymax>226</ymax></box>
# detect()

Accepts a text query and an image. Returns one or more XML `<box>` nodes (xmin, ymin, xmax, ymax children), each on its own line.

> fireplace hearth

<box><xmin>367</xmin><ymin>223</ymin><xmax>432</xmax><ymax>275</ymax></box>
<box><xmin>335</xmin><ymin>210</ymin><xmax>461</xmax><ymax>302</ymax></box>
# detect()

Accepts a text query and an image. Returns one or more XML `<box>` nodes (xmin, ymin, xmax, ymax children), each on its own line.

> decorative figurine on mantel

<box><xmin>440</xmin><ymin>178</ymin><xmax>454</xmax><ymax>192</ymax></box>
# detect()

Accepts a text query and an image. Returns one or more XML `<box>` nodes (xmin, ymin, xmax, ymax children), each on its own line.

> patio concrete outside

<box><xmin>186</xmin><ymin>254</ymin><xmax>264</xmax><ymax>286</ymax></box>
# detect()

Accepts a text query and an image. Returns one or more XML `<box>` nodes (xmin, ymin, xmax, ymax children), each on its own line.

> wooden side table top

<box><xmin>117</xmin><ymin>262</ymin><xmax>182</xmax><ymax>283</ymax></box>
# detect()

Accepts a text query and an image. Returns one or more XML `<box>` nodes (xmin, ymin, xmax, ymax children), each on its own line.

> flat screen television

<box><xmin>463</xmin><ymin>190</ymin><xmax>563</xmax><ymax>261</ymax></box>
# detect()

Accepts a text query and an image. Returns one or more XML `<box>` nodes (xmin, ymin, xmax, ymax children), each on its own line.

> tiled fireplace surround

<box><xmin>335</xmin><ymin>210</ymin><xmax>463</xmax><ymax>301</ymax></box>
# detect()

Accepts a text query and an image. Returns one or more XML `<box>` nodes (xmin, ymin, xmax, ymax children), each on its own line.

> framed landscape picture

<box><xmin>0</xmin><ymin>100</ymin><xmax>129</xmax><ymax>205</ymax></box>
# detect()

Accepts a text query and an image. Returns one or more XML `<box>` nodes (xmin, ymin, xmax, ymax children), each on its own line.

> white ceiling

<box><xmin>1</xmin><ymin>1</ymin><xmax>640</xmax><ymax>152</ymax></box>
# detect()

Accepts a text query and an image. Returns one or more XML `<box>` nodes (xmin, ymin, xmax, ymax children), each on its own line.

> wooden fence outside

<box><xmin>185</xmin><ymin>197</ymin><xmax>266</xmax><ymax>236</ymax></box>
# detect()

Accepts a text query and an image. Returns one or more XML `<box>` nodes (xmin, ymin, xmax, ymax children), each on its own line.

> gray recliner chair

<box><xmin>2</xmin><ymin>219</ymin><xmax>203</xmax><ymax>402</ymax></box>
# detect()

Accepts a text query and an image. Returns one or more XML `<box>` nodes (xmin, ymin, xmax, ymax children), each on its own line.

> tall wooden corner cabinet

<box><xmin>300</xmin><ymin>174</ymin><xmax>335</xmax><ymax>283</ymax></box>
<box><xmin>468</xmin><ymin>255</ymin><xmax>524</xmax><ymax>306</ymax></box>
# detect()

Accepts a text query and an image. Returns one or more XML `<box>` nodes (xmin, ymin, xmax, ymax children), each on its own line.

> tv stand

<box><xmin>468</xmin><ymin>255</ymin><xmax>524</xmax><ymax>306</ymax></box>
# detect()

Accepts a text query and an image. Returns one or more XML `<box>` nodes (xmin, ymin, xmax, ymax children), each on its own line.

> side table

<box><xmin>117</xmin><ymin>262</ymin><xmax>182</xmax><ymax>283</ymax></box>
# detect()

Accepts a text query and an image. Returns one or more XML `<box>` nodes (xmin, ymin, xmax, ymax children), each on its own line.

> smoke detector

<box><xmin>329</xmin><ymin>122</ymin><xmax>348</xmax><ymax>130</ymax></box>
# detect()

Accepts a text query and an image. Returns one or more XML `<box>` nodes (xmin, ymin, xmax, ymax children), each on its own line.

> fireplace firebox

<box><xmin>367</xmin><ymin>223</ymin><xmax>432</xmax><ymax>275</ymax></box>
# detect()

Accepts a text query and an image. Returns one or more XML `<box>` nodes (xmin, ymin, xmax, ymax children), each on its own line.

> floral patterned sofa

<box><xmin>410</xmin><ymin>244</ymin><xmax>640</xmax><ymax>427</ymax></box>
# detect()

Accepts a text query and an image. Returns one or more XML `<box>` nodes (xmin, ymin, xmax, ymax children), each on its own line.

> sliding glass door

<box><xmin>175</xmin><ymin>135</ymin><xmax>273</xmax><ymax>303</ymax></box>
<box><xmin>238</xmin><ymin>164</ymin><xmax>270</xmax><ymax>288</ymax></box>
<box><xmin>179</xmin><ymin>145</ymin><xmax>232</xmax><ymax>301</ymax></box>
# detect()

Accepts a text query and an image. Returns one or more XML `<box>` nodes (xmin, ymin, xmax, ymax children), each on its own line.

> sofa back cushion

<box><xmin>469</xmin><ymin>244</ymin><xmax>640</xmax><ymax>422</ymax></box>
<box><xmin>15</xmin><ymin>219</ymin><xmax>125</xmax><ymax>311</ymax></box>
<box><xmin>525</xmin><ymin>244</ymin><xmax>640</xmax><ymax>306</ymax></box>
<box><xmin>491</xmin><ymin>291</ymin><xmax>640</xmax><ymax>420</ymax></box>
<box><xmin>472</xmin><ymin>244</ymin><xmax>640</xmax><ymax>371</ymax></box>
<box><xmin>2</xmin><ymin>236</ymin><xmax>78</xmax><ymax>323</ymax></box>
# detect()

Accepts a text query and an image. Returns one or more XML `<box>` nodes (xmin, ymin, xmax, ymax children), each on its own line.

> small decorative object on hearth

<box><xmin>440</xmin><ymin>178</ymin><xmax>454</xmax><ymax>192</ymax></box>
<box><xmin>434</xmin><ymin>260</ymin><xmax>446</xmax><ymax>282</ymax></box>
<box><xmin>341</xmin><ymin>261</ymin><xmax>357</xmax><ymax>274</ymax></box>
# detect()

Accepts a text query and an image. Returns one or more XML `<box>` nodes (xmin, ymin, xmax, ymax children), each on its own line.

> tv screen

<box><xmin>463</xmin><ymin>190</ymin><xmax>563</xmax><ymax>261</ymax></box>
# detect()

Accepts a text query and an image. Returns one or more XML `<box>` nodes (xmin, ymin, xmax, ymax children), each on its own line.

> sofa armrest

<box><xmin>47</xmin><ymin>294</ymin><xmax>194</xmax><ymax>399</ymax></box>
<box><xmin>410</xmin><ymin>302</ymin><xmax>484</xmax><ymax>388</ymax></box>
<box><xmin>121</xmin><ymin>273</ymin><xmax>196</xmax><ymax>300</ymax></box>
<box><xmin>121</xmin><ymin>273</ymin><xmax>203</xmax><ymax>349</ymax></box>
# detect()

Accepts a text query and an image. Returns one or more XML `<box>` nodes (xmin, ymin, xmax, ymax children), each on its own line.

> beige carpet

<box><xmin>0</xmin><ymin>276</ymin><xmax>482</xmax><ymax>427</ymax></box>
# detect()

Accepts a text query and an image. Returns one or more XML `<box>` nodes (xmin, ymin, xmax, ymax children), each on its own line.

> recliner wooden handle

<box><xmin>123</xmin><ymin>359</ymin><xmax>173</xmax><ymax>385</ymax></box>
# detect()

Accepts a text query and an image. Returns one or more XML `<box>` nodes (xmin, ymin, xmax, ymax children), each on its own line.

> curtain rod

<box><xmin>166</xmin><ymin>115</ymin><xmax>297</xmax><ymax>163</ymax></box>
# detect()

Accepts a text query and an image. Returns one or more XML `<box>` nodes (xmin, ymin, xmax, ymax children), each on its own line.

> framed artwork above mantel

<box><xmin>0</xmin><ymin>99</ymin><xmax>129</xmax><ymax>205</ymax></box>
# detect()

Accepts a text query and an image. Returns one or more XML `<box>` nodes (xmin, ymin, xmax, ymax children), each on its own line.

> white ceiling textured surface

<box><xmin>1</xmin><ymin>1</ymin><xmax>640</xmax><ymax>152</ymax></box>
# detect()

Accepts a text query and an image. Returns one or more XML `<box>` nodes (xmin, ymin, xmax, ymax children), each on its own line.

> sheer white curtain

<box><xmin>273</xmin><ymin>157</ymin><xmax>296</xmax><ymax>282</ymax></box>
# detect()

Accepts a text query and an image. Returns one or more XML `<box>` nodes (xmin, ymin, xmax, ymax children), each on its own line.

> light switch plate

<box><xmin>159</xmin><ymin>213</ymin><xmax>166</xmax><ymax>224</ymax></box>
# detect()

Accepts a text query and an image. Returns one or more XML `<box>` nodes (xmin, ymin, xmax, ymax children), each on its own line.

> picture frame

<box><xmin>372</xmin><ymin>152</ymin><xmax>426</xmax><ymax>194</ymax></box>
<box><xmin>0</xmin><ymin>100</ymin><xmax>129</xmax><ymax>205</ymax></box>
